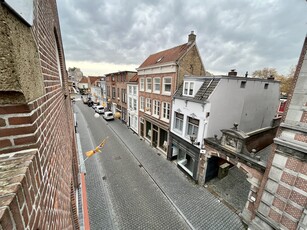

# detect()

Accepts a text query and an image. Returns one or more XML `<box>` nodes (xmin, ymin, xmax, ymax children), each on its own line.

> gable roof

<box><xmin>88</xmin><ymin>76</ymin><xmax>101</xmax><ymax>85</ymax></box>
<box><xmin>129</xmin><ymin>74</ymin><xmax>139</xmax><ymax>82</ymax></box>
<box><xmin>79</xmin><ymin>77</ymin><xmax>88</xmax><ymax>84</ymax></box>
<box><xmin>138</xmin><ymin>42</ymin><xmax>194</xmax><ymax>69</ymax></box>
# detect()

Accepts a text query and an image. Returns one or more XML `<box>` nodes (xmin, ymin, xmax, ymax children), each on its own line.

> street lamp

<box><xmin>190</xmin><ymin>133</ymin><xmax>200</xmax><ymax>146</ymax></box>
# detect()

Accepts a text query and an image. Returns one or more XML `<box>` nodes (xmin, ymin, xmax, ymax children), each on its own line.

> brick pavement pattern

<box><xmin>76</xmin><ymin>102</ymin><xmax>245</xmax><ymax>229</ymax></box>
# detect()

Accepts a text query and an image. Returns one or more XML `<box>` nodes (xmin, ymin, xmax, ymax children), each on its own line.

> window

<box><xmin>183</xmin><ymin>82</ymin><xmax>194</xmax><ymax>96</ymax></box>
<box><xmin>133</xmin><ymin>86</ymin><xmax>137</xmax><ymax>95</ymax></box>
<box><xmin>174</xmin><ymin>112</ymin><xmax>183</xmax><ymax>131</ymax></box>
<box><xmin>240</xmin><ymin>81</ymin><xmax>246</xmax><ymax>88</ymax></box>
<box><xmin>140</xmin><ymin>97</ymin><xmax>145</xmax><ymax>111</ymax></box>
<box><xmin>153</xmin><ymin>100</ymin><xmax>160</xmax><ymax>116</ymax></box>
<box><xmin>107</xmin><ymin>86</ymin><xmax>110</xmax><ymax>97</ymax></box>
<box><xmin>112</xmin><ymin>87</ymin><xmax>116</xmax><ymax>99</ymax></box>
<box><xmin>162</xmin><ymin>102</ymin><xmax>170</xmax><ymax>120</ymax></box>
<box><xmin>163</xmin><ymin>77</ymin><xmax>171</xmax><ymax>94</ymax></box>
<box><xmin>123</xmin><ymin>89</ymin><xmax>127</xmax><ymax>103</ymax></box>
<box><xmin>140</xmin><ymin>78</ymin><xmax>145</xmax><ymax>91</ymax></box>
<box><xmin>154</xmin><ymin>78</ymin><xmax>160</xmax><ymax>93</ymax></box>
<box><xmin>186</xmin><ymin>117</ymin><xmax>199</xmax><ymax>137</ymax></box>
<box><xmin>145</xmin><ymin>98</ymin><xmax>151</xmax><ymax>113</ymax></box>
<box><xmin>264</xmin><ymin>83</ymin><xmax>269</xmax><ymax>89</ymax></box>
<box><xmin>146</xmin><ymin>78</ymin><xmax>152</xmax><ymax>92</ymax></box>
<box><xmin>133</xmin><ymin>99</ymin><xmax>137</xmax><ymax>110</ymax></box>
<box><xmin>129</xmin><ymin>97</ymin><xmax>133</xmax><ymax>109</ymax></box>
<box><xmin>129</xmin><ymin>86</ymin><xmax>132</xmax><ymax>95</ymax></box>
<box><xmin>112</xmin><ymin>76</ymin><xmax>115</xmax><ymax>81</ymax></box>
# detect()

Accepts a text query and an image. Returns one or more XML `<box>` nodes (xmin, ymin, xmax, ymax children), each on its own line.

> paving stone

<box><xmin>76</xmin><ymin>102</ymin><xmax>245</xmax><ymax>229</ymax></box>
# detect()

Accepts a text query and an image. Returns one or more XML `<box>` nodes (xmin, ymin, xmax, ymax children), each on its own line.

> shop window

<box><xmin>159</xmin><ymin>129</ymin><xmax>168</xmax><ymax>151</ymax></box>
<box><xmin>178</xmin><ymin>149</ymin><xmax>194</xmax><ymax>177</ymax></box>
<box><xmin>146</xmin><ymin>121</ymin><xmax>152</xmax><ymax>139</ymax></box>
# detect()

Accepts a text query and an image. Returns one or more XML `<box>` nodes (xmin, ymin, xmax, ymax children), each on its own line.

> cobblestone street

<box><xmin>75</xmin><ymin>102</ymin><xmax>245</xmax><ymax>230</ymax></box>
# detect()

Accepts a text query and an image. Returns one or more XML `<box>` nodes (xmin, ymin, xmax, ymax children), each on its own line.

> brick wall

<box><xmin>250</xmin><ymin>37</ymin><xmax>307</xmax><ymax>230</ymax></box>
<box><xmin>0</xmin><ymin>0</ymin><xmax>78</xmax><ymax>229</ymax></box>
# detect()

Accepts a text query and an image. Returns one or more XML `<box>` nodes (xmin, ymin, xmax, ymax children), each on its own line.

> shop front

<box><xmin>143</xmin><ymin>114</ymin><xmax>169</xmax><ymax>154</ymax></box>
<box><xmin>169</xmin><ymin>133</ymin><xmax>200</xmax><ymax>181</ymax></box>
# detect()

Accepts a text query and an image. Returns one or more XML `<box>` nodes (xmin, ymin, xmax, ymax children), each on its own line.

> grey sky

<box><xmin>57</xmin><ymin>0</ymin><xmax>307</xmax><ymax>76</ymax></box>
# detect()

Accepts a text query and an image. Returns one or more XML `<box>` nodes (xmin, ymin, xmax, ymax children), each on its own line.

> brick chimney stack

<box><xmin>188</xmin><ymin>31</ymin><xmax>196</xmax><ymax>43</ymax></box>
<box><xmin>228</xmin><ymin>69</ymin><xmax>237</xmax><ymax>77</ymax></box>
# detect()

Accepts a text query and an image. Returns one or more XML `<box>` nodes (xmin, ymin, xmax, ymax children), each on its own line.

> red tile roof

<box><xmin>79</xmin><ymin>77</ymin><xmax>88</xmax><ymax>83</ymax></box>
<box><xmin>88</xmin><ymin>76</ymin><xmax>101</xmax><ymax>85</ymax></box>
<box><xmin>129</xmin><ymin>74</ymin><xmax>139</xmax><ymax>82</ymax></box>
<box><xmin>139</xmin><ymin>42</ymin><xmax>193</xmax><ymax>69</ymax></box>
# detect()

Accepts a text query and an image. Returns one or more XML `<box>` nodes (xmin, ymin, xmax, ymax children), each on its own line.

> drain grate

<box><xmin>102</xmin><ymin>176</ymin><xmax>106</xmax><ymax>180</ymax></box>
<box><xmin>139</xmin><ymin>164</ymin><xmax>143</xmax><ymax>168</ymax></box>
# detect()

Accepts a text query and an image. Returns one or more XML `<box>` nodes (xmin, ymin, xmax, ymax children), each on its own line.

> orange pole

<box><xmin>81</xmin><ymin>173</ymin><xmax>90</xmax><ymax>230</ymax></box>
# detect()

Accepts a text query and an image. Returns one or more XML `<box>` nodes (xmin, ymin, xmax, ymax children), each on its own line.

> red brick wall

<box><xmin>0</xmin><ymin>0</ymin><xmax>78</xmax><ymax>229</ymax></box>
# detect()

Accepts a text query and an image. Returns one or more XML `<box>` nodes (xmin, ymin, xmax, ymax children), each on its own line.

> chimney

<box><xmin>188</xmin><ymin>31</ymin><xmax>196</xmax><ymax>43</ymax></box>
<box><xmin>228</xmin><ymin>69</ymin><xmax>237</xmax><ymax>77</ymax></box>
<box><xmin>267</xmin><ymin>75</ymin><xmax>275</xmax><ymax>80</ymax></box>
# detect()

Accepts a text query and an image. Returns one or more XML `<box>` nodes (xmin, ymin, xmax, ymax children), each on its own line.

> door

<box><xmin>140</xmin><ymin>123</ymin><xmax>144</xmax><ymax>137</ymax></box>
<box><xmin>152</xmin><ymin>125</ymin><xmax>158</xmax><ymax>147</ymax></box>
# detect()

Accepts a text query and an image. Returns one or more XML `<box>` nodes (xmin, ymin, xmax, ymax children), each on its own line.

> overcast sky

<box><xmin>57</xmin><ymin>0</ymin><xmax>307</xmax><ymax>77</ymax></box>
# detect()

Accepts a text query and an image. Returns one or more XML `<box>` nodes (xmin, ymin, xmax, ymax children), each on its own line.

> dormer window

<box><xmin>183</xmin><ymin>82</ymin><xmax>194</xmax><ymax>96</ymax></box>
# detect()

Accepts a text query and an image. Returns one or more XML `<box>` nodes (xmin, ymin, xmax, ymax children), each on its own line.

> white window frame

<box><xmin>153</xmin><ymin>100</ymin><xmax>160</xmax><ymax>117</ymax></box>
<box><xmin>162</xmin><ymin>77</ymin><xmax>172</xmax><ymax>95</ymax></box>
<box><xmin>129</xmin><ymin>85</ymin><xmax>132</xmax><ymax>95</ymax></box>
<box><xmin>140</xmin><ymin>78</ymin><xmax>145</xmax><ymax>91</ymax></box>
<box><xmin>162</xmin><ymin>102</ymin><xmax>170</xmax><ymax>121</ymax></box>
<box><xmin>133</xmin><ymin>85</ymin><xmax>137</xmax><ymax>95</ymax></box>
<box><xmin>153</xmin><ymin>77</ymin><xmax>161</xmax><ymax>94</ymax></box>
<box><xmin>186</xmin><ymin>116</ymin><xmax>199</xmax><ymax>137</ymax></box>
<box><xmin>174</xmin><ymin>112</ymin><xmax>183</xmax><ymax>133</ymax></box>
<box><xmin>140</xmin><ymin>96</ymin><xmax>145</xmax><ymax>111</ymax></box>
<box><xmin>145</xmin><ymin>98</ymin><xmax>151</xmax><ymax>114</ymax></box>
<box><xmin>146</xmin><ymin>78</ymin><xmax>152</xmax><ymax>92</ymax></box>
<box><xmin>133</xmin><ymin>98</ymin><xmax>137</xmax><ymax>110</ymax></box>
<box><xmin>183</xmin><ymin>81</ymin><xmax>195</xmax><ymax>96</ymax></box>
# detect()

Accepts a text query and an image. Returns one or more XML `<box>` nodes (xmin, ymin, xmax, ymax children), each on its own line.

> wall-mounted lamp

<box><xmin>190</xmin><ymin>133</ymin><xmax>200</xmax><ymax>146</ymax></box>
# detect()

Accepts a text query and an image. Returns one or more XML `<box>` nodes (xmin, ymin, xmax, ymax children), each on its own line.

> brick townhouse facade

<box><xmin>105</xmin><ymin>71</ymin><xmax>137</xmax><ymax>122</ymax></box>
<box><xmin>0</xmin><ymin>1</ymin><xmax>79</xmax><ymax>229</ymax></box>
<box><xmin>137</xmin><ymin>31</ymin><xmax>206</xmax><ymax>156</ymax></box>
<box><xmin>249</xmin><ymin>36</ymin><xmax>307</xmax><ymax>230</ymax></box>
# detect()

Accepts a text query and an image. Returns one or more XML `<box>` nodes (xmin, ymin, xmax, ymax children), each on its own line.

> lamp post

<box><xmin>189</xmin><ymin>133</ymin><xmax>200</xmax><ymax>146</ymax></box>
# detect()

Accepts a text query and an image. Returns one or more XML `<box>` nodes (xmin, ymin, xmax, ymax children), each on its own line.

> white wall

<box><xmin>171</xmin><ymin>77</ymin><xmax>280</xmax><ymax>144</ymax></box>
<box><xmin>127</xmin><ymin>84</ymin><xmax>138</xmax><ymax>133</ymax></box>
<box><xmin>207</xmin><ymin>78</ymin><xmax>280</xmax><ymax>137</ymax></box>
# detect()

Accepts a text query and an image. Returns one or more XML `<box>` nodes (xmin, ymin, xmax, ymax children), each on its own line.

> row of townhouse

<box><xmin>103</xmin><ymin>31</ymin><xmax>307</xmax><ymax>229</ymax></box>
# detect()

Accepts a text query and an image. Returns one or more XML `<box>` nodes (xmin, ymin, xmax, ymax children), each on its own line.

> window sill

<box><xmin>162</xmin><ymin>92</ymin><xmax>171</xmax><ymax>96</ymax></box>
<box><xmin>161</xmin><ymin>118</ymin><xmax>169</xmax><ymax>123</ymax></box>
<box><xmin>172</xmin><ymin>128</ymin><xmax>183</xmax><ymax>135</ymax></box>
<box><xmin>177</xmin><ymin>160</ymin><xmax>193</xmax><ymax>177</ymax></box>
<box><xmin>152</xmin><ymin>114</ymin><xmax>159</xmax><ymax>119</ymax></box>
<box><xmin>153</xmin><ymin>91</ymin><xmax>161</xmax><ymax>94</ymax></box>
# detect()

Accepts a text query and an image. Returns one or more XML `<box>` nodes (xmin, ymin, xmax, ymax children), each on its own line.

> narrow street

<box><xmin>75</xmin><ymin>101</ymin><xmax>245</xmax><ymax>230</ymax></box>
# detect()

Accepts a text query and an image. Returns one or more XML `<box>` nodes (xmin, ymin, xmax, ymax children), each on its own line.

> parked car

<box><xmin>103</xmin><ymin>111</ymin><xmax>114</xmax><ymax>121</ymax></box>
<box><xmin>87</xmin><ymin>100</ymin><xmax>94</xmax><ymax>107</ymax></box>
<box><xmin>95</xmin><ymin>106</ymin><xmax>105</xmax><ymax>114</ymax></box>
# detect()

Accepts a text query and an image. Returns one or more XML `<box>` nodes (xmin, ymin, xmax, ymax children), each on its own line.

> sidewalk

<box><xmin>106</xmin><ymin>119</ymin><xmax>245</xmax><ymax>230</ymax></box>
